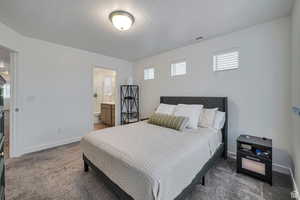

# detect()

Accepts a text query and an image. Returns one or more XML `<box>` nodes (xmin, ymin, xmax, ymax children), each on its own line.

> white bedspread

<box><xmin>80</xmin><ymin>121</ymin><xmax>221</xmax><ymax>200</ymax></box>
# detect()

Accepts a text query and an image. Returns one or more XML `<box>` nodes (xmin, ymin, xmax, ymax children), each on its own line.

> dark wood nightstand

<box><xmin>237</xmin><ymin>135</ymin><xmax>272</xmax><ymax>185</ymax></box>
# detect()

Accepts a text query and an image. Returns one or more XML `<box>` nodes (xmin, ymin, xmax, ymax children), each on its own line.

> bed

<box><xmin>81</xmin><ymin>96</ymin><xmax>228</xmax><ymax>200</ymax></box>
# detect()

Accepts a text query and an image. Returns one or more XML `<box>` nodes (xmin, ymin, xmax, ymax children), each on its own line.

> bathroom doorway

<box><xmin>93</xmin><ymin>67</ymin><xmax>116</xmax><ymax>130</ymax></box>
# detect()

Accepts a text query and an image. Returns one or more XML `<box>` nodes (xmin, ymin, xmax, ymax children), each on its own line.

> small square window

<box><xmin>213</xmin><ymin>50</ymin><xmax>239</xmax><ymax>71</ymax></box>
<box><xmin>144</xmin><ymin>68</ymin><xmax>154</xmax><ymax>80</ymax></box>
<box><xmin>171</xmin><ymin>61</ymin><xmax>186</xmax><ymax>76</ymax></box>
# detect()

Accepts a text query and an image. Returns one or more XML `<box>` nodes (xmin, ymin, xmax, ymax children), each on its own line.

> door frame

<box><xmin>91</xmin><ymin>66</ymin><xmax>118</xmax><ymax>129</ymax></box>
<box><xmin>9</xmin><ymin>51</ymin><xmax>18</xmax><ymax>157</ymax></box>
<box><xmin>0</xmin><ymin>45</ymin><xmax>19</xmax><ymax>158</ymax></box>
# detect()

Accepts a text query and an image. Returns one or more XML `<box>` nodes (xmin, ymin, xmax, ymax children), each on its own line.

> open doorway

<box><xmin>93</xmin><ymin>67</ymin><xmax>116</xmax><ymax>130</ymax></box>
<box><xmin>0</xmin><ymin>46</ymin><xmax>13</xmax><ymax>158</ymax></box>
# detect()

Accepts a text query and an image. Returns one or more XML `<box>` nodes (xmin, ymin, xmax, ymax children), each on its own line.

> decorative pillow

<box><xmin>174</xmin><ymin>104</ymin><xmax>203</xmax><ymax>129</ymax></box>
<box><xmin>199</xmin><ymin>108</ymin><xmax>218</xmax><ymax>128</ymax></box>
<box><xmin>155</xmin><ymin>103</ymin><xmax>176</xmax><ymax>115</ymax></box>
<box><xmin>213</xmin><ymin>111</ymin><xmax>226</xmax><ymax>130</ymax></box>
<box><xmin>148</xmin><ymin>113</ymin><xmax>189</xmax><ymax>131</ymax></box>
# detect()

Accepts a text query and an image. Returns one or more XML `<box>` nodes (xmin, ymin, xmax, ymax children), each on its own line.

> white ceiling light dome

<box><xmin>109</xmin><ymin>10</ymin><xmax>135</xmax><ymax>31</ymax></box>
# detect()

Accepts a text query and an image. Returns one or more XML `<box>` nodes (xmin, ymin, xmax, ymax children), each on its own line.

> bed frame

<box><xmin>83</xmin><ymin>96</ymin><xmax>228</xmax><ymax>200</ymax></box>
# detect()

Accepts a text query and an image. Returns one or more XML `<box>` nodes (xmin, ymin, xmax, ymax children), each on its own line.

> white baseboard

<box><xmin>15</xmin><ymin>137</ymin><xmax>82</xmax><ymax>157</ymax></box>
<box><xmin>227</xmin><ymin>151</ymin><xmax>290</xmax><ymax>174</ymax></box>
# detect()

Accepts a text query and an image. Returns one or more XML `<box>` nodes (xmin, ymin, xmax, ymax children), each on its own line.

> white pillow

<box><xmin>213</xmin><ymin>111</ymin><xmax>226</xmax><ymax>130</ymax></box>
<box><xmin>199</xmin><ymin>108</ymin><xmax>218</xmax><ymax>128</ymax></box>
<box><xmin>155</xmin><ymin>103</ymin><xmax>176</xmax><ymax>115</ymax></box>
<box><xmin>174</xmin><ymin>104</ymin><xmax>203</xmax><ymax>129</ymax></box>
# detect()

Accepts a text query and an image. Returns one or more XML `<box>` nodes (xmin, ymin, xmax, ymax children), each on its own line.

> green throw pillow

<box><xmin>148</xmin><ymin>113</ymin><xmax>188</xmax><ymax>131</ymax></box>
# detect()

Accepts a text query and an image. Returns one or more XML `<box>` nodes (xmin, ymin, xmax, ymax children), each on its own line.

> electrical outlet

<box><xmin>291</xmin><ymin>191</ymin><xmax>299</xmax><ymax>199</ymax></box>
<box><xmin>57</xmin><ymin>128</ymin><xmax>62</xmax><ymax>134</ymax></box>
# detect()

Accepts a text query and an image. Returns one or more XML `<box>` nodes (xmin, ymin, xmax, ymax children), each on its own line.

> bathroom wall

<box><xmin>93</xmin><ymin>67</ymin><xmax>116</xmax><ymax>123</ymax></box>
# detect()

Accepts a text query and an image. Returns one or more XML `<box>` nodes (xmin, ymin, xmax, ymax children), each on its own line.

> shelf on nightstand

<box><xmin>237</xmin><ymin>135</ymin><xmax>273</xmax><ymax>185</ymax></box>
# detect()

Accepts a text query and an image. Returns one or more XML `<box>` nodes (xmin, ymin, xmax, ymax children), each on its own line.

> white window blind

<box><xmin>213</xmin><ymin>50</ymin><xmax>239</xmax><ymax>71</ymax></box>
<box><xmin>171</xmin><ymin>61</ymin><xmax>186</xmax><ymax>76</ymax></box>
<box><xmin>144</xmin><ymin>68</ymin><xmax>154</xmax><ymax>80</ymax></box>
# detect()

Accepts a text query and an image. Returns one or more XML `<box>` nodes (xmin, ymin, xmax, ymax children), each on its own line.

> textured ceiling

<box><xmin>0</xmin><ymin>0</ymin><xmax>294</xmax><ymax>61</ymax></box>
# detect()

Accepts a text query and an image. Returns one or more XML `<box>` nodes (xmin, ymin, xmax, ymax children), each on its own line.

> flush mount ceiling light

<box><xmin>109</xmin><ymin>10</ymin><xmax>135</xmax><ymax>31</ymax></box>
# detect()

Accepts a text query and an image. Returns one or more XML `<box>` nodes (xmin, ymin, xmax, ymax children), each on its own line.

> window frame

<box><xmin>170</xmin><ymin>60</ymin><xmax>187</xmax><ymax>77</ymax></box>
<box><xmin>213</xmin><ymin>48</ymin><xmax>240</xmax><ymax>72</ymax></box>
<box><xmin>144</xmin><ymin>67</ymin><xmax>155</xmax><ymax>80</ymax></box>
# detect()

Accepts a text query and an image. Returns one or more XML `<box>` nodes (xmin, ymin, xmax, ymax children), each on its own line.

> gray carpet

<box><xmin>6</xmin><ymin>142</ymin><xmax>293</xmax><ymax>200</ymax></box>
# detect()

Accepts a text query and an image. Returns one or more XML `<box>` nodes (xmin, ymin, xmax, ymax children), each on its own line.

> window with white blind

<box><xmin>171</xmin><ymin>61</ymin><xmax>186</xmax><ymax>76</ymax></box>
<box><xmin>213</xmin><ymin>50</ymin><xmax>239</xmax><ymax>71</ymax></box>
<box><xmin>144</xmin><ymin>68</ymin><xmax>154</xmax><ymax>80</ymax></box>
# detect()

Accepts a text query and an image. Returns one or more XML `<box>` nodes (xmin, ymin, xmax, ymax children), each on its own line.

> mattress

<box><xmin>80</xmin><ymin>121</ymin><xmax>222</xmax><ymax>200</ymax></box>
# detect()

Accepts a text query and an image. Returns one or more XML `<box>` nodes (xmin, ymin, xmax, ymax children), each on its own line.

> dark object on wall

<box><xmin>292</xmin><ymin>106</ymin><xmax>300</xmax><ymax>116</ymax></box>
<box><xmin>83</xmin><ymin>96</ymin><xmax>228</xmax><ymax>200</ymax></box>
<box><xmin>100</xmin><ymin>103</ymin><xmax>115</xmax><ymax>126</ymax></box>
<box><xmin>237</xmin><ymin>135</ymin><xmax>272</xmax><ymax>185</ymax></box>
<box><xmin>0</xmin><ymin>75</ymin><xmax>5</xmax><ymax>199</ymax></box>
<box><xmin>120</xmin><ymin>85</ymin><xmax>139</xmax><ymax>124</ymax></box>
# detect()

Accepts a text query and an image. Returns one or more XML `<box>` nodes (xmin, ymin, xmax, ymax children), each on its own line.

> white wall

<box><xmin>291</xmin><ymin>0</ymin><xmax>300</xmax><ymax>190</ymax></box>
<box><xmin>0</xmin><ymin>22</ymin><xmax>22</xmax><ymax>52</ymax></box>
<box><xmin>134</xmin><ymin>17</ymin><xmax>292</xmax><ymax>169</ymax></box>
<box><xmin>0</xmin><ymin>21</ymin><xmax>133</xmax><ymax>157</ymax></box>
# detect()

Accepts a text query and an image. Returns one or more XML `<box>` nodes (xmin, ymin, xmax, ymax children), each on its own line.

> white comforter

<box><xmin>80</xmin><ymin>121</ymin><xmax>221</xmax><ymax>200</ymax></box>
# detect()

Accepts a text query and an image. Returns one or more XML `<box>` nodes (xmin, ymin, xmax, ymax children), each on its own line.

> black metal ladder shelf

<box><xmin>120</xmin><ymin>85</ymin><xmax>139</xmax><ymax>125</ymax></box>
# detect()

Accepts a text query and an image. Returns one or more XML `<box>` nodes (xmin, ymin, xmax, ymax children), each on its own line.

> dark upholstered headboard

<box><xmin>160</xmin><ymin>96</ymin><xmax>228</xmax><ymax>156</ymax></box>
